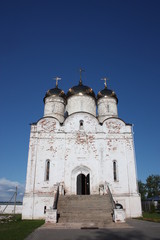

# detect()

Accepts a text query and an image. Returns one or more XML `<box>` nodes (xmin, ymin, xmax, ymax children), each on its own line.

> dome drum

<box><xmin>97</xmin><ymin>97</ymin><xmax>118</xmax><ymax>123</ymax></box>
<box><xmin>43</xmin><ymin>79</ymin><xmax>118</xmax><ymax>123</ymax></box>
<box><xmin>66</xmin><ymin>83</ymin><xmax>96</xmax><ymax>116</ymax></box>
<box><xmin>66</xmin><ymin>95</ymin><xmax>96</xmax><ymax>117</ymax></box>
<box><xmin>43</xmin><ymin>87</ymin><xmax>66</xmax><ymax>123</ymax></box>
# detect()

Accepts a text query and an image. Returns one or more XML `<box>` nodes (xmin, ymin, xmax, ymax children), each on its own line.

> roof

<box><xmin>66</xmin><ymin>82</ymin><xmax>96</xmax><ymax>99</ymax></box>
<box><xmin>97</xmin><ymin>87</ymin><xmax>118</xmax><ymax>103</ymax></box>
<box><xmin>43</xmin><ymin>87</ymin><xmax>66</xmax><ymax>102</ymax></box>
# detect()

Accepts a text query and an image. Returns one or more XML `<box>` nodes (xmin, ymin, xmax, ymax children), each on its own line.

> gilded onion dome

<box><xmin>66</xmin><ymin>81</ymin><xmax>96</xmax><ymax>99</ymax></box>
<box><xmin>43</xmin><ymin>87</ymin><xmax>66</xmax><ymax>102</ymax></box>
<box><xmin>97</xmin><ymin>88</ymin><xmax>118</xmax><ymax>103</ymax></box>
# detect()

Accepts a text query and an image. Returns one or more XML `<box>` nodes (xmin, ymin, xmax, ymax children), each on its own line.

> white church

<box><xmin>22</xmin><ymin>73</ymin><xmax>142</xmax><ymax>222</ymax></box>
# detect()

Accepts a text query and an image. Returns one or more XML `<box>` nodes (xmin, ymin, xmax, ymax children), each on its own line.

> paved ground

<box><xmin>26</xmin><ymin>219</ymin><xmax>160</xmax><ymax>240</ymax></box>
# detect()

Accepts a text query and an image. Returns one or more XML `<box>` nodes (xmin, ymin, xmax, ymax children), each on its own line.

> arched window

<box><xmin>113</xmin><ymin>160</ymin><xmax>118</xmax><ymax>181</ymax></box>
<box><xmin>45</xmin><ymin>160</ymin><xmax>50</xmax><ymax>181</ymax></box>
<box><xmin>44</xmin><ymin>206</ymin><xmax>46</xmax><ymax>214</ymax></box>
<box><xmin>79</xmin><ymin>120</ymin><xmax>84</xmax><ymax>130</ymax></box>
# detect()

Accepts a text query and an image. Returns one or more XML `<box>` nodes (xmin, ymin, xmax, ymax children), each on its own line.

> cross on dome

<box><xmin>79</xmin><ymin>68</ymin><xmax>85</xmax><ymax>85</ymax></box>
<box><xmin>53</xmin><ymin>77</ymin><xmax>61</xmax><ymax>88</ymax></box>
<box><xmin>101</xmin><ymin>77</ymin><xmax>109</xmax><ymax>88</ymax></box>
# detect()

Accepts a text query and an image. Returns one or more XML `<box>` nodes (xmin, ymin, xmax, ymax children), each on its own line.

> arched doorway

<box><xmin>77</xmin><ymin>173</ymin><xmax>90</xmax><ymax>195</ymax></box>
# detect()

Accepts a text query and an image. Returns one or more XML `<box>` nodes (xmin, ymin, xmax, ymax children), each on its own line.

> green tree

<box><xmin>146</xmin><ymin>174</ymin><xmax>160</xmax><ymax>198</ymax></box>
<box><xmin>138</xmin><ymin>180</ymin><xmax>147</xmax><ymax>200</ymax></box>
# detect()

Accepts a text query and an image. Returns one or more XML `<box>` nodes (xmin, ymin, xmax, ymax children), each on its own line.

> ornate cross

<box><xmin>79</xmin><ymin>68</ymin><xmax>85</xmax><ymax>85</ymax></box>
<box><xmin>101</xmin><ymin>77</ymin><xmax>109</xmax><ymax>88</ymax></box>
<box><xmin>53</xmin><ymin>77</ymin><xmax>61</xmax><ymax>88</ymax></box>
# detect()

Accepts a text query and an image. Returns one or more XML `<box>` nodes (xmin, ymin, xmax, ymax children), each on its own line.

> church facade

<box><xmin>22</xmin><ymin>76</ymin><xmax>142</xmax><ymax>220</ymax></box>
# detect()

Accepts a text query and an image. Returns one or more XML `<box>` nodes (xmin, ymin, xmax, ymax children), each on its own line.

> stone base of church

<box><xmin>113</xmin><ymin>209</ymin><xmax>126</xmax><ymax>222</ymax></box>
<box><xmin>113</xmin><ymin>193</ymin><xmax>142</xmax><ymax>218</ymax></box>
<box><xmin>22</xmin><ymin>193</ymin><xmax>142</xmax><ymax>220</ymax></box>
<box><xmin>22</xmin><ymin>194</ymin><xmax>55</xmax><ymax>220</ymax></box>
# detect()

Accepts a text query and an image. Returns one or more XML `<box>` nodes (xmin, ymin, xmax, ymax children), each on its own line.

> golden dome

<box><xmin>67</xmin><ymin>82</ymin><xmax>96</xmax><ymax>99</ymax></box>
<box><xmin>97</xmin><ymin>88</ymin><xmax>118</xmax><ymax>103</ymax></box>
<box><xmin>43</xmin><ymin>87</ymin><xmax>66</xmax><ymax>102</ymax></box>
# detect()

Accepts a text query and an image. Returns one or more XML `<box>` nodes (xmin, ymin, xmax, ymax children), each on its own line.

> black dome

<box><xmin>66</xmin><ymin>83</ymin><xmax>96</xmax><ymax>99</ymax></box>
<box><xmin>43</xmin><ymin>87</ymin><xmax>66</xmax><ymax>102</ymax></box>
<box><xmin>97</xmin><ymin>88</ymin><xmax>118</xmax><ymax>103</ymax></box>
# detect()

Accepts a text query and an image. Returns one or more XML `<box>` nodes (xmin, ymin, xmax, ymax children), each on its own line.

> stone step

<box><xmin>58</xmin><ymin>215</ymin><xmax>112</xmax><ymax>220</ymax></box>
<box><xmin>58</xmin><ymin>203</ymin><xmax>111</xmax><ymax>206</ymax></box>
<box><xmin>58</xmin><ymin>195</ymin><xmax>111</xmax><ymax>198</ymax></box>
<box><xmin>58</xmin><ymin>208</ymin><xmax>112</xmax><ymax>212</ymax></box>
<box><xmin>58</xmin><ymin>202</ymin><xmax>110</xmax><ymax>204</ymax></box>
<box><xmin>58</xmin><ymin>196</ymin><xmax>110</xmax><ymax>201</ymax></box>
<box><xmin>58</xmin><ymin>202</ymin><xmax>111</xmax><ymax>205</ymax></box>
<box><xmin>57</xmin><ymin>194</ymin><xmax>113</xmax><ymax>224</ymax></box>
<box><xmin>58</xmin><ymin>212</ymin><xmax>112</xmax><ymax>217</ymax></box>
<box><xmin>58</xmin><ymin>217</ymin><xmax>112</xmax><ymax>223</ymax></box>
<box><xmin>58</xmin><ymin>197</ymin><xmax>111</xmax><ymax>204</ymax></box>
<box><xmin>58</xmin><ymin>205</ymin><xmax>112</xmax><ymax>210</ymax></box>
<box><xmin>58</xmin><ymin>218</ymin><xmax>112</xmax><ymax>223</ymax></box>
<box><xmin>58</xmin><ymin>208</ymin><xmax>111</xmax><ymax>214</ymax></box>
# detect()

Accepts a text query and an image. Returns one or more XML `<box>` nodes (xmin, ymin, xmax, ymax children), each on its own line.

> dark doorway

<box><xmin>77</xmin><ymin>173</ymin><xmax>90</xmax><ymax>195</ymax></box>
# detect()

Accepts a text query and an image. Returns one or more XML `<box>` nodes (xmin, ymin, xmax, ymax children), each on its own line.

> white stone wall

<box><xmin>0</xmin><ymin>205</ymin><xmax>22</xmax><ymax>214</ymax></box>
<box><xmin>23</xmin><ymin>112</ymin><xmax>141</xmax><ymax>219</ymax></box>
<box><xmin>66</xmin><ymin>95</ymin><xmax>96</xmax><ymax>116</ymax></box>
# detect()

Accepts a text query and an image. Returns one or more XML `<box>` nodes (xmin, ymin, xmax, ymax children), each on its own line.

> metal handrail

<box><xmin>107</xmin><ymin>184</ymin><xmax>116</xmax><ymax>209</ymax></box>
<box><xmin>53</xmin><ymin>185</ymin><xmax>59</xmax><ymax>209</ymax></box>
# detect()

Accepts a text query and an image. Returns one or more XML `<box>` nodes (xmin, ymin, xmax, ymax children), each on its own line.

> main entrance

<box><xmin>77</xmin><ymin>173</ymin><xmax>90</xmax><ymax>195</ymax></box>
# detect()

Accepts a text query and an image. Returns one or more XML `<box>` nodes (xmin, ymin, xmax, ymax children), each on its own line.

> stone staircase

<box><xmin>57</xmin><ymin>195</ymin><xmax>113</xmax><ymax>226</ymax></box>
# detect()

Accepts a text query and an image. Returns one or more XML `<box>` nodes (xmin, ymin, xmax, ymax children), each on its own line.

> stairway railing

<box><xmin>53</xmin><ymin>185</ymin><xmax>59</xmax><ymax>209</ymax></box>
<box><xmin>107</xmin><ymin>184</ymin><xmax>115</xmax><ymax>210</ymax></box>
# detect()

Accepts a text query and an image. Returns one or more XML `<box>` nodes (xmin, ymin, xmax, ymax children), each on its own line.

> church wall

<box><xmin>23</xmin><ymin>113</ymin><xmax>142</xmax><ymax>219</ymax></box>
<box><xmin>24</xmin><ymin>124</ymin><xmax>38</xmax><ymax>193</ymax></box>
<box><xmin>63</xmin><ymin>113</ymin><xmax>99</xmax><ymax>133</ymax></box>
<box><xmin>32</xmin><ymin>196</ymin><xmax>54</xmax><ymax>219</ymax></box>
<box><xmin>34</xmin><ymin>133</ymin><xmax>66</xmax><ymax>191</ymax></box>
<box><xmin>105</xmin><ymin>138</ymin><xmax>129</xmax><ymax>193</ymax></box>
<box><xmin>63</xmin><ymin>113</ymin><xmax>101</xmax><ymax>194</ymax></box>
<box><xmin>22</xmin><ymin>195</ymin><xmax>54</xmax><ymax>219</ymax></box>
<box><xmin>31</xmin><ymin>115</ymin><xmax>137</xmax><ymax>197</ymax></box>
<box><xmin>125</xmin><ymin>137</ymin><xmax>139</xmax><ymax>193</ymax></box>
<box><xmin>22</xmin><ymin>196</ymin><xmax>34</xmax><ymax>219</ymax></box>
<box><xmin>113</xmin><ymin>195</ymin><xmax>142</xmax><ymax>218</ymax></box>
<box><xmin>63</xmin><ymin>136</ymin><xmax>100</xmax><ymax>194</ymax></box>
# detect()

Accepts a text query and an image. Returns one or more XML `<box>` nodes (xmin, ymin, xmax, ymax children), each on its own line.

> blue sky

<box><xmin>0</xmin><ymin>0</ymin><xmax>160</xmax><ymax>201</ymax></box>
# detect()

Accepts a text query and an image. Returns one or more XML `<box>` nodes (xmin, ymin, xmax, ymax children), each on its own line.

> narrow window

<box><xmin>44</xmin><ymin>206</ymin><xmax>46</xmax><ymax>214</ymax></box>
<box><xmin>45</xmin><ymin>160</ymin><xmax>50</xmax><ymax>181</ymax></box>
<box><xmin>107</xmin><ymin>105</ymin><xmax>109</xmax><ymax>112</ymax></box>
<box><xmin>113</xmin><ymin>161</ymin><xmax>117</xmax><ymax>181</ymax></box>
<box><xmin>79</xmin><ymin>120</ymin><xmax>84</xmax><ymax>129</ymax></box>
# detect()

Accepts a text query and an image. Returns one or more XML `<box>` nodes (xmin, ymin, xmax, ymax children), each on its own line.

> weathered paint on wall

<box><xmin>22</xmin><ymin>88</ymin><xmax>142</xmax><ymax>219</ymax></box>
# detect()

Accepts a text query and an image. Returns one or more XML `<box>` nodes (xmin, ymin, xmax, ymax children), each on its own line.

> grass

<box><xmin>0</xmin><ymin>214</ymin><xmax>45</xmax><ymax>240</ymax></box>
<box><xmin>137</xmin><ymin>212</ymin><xmax>160</xmax><ymax>223</ymax></box>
